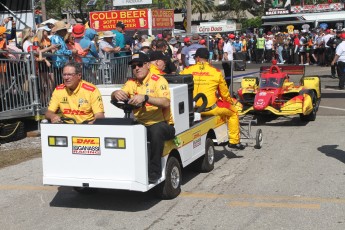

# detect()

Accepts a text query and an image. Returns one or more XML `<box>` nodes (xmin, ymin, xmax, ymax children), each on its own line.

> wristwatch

<box><xmin>144</xmin><ymin>95</ymin><xmax>149</xmax><ymax>103</ymax></box>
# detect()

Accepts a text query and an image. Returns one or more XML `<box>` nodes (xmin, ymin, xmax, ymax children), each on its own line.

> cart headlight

<box><xmin>105</xmin><ymin>138</ymin><xmax>126</xmax><ymax>149</ymax></box>
<box><xmin>48</xmin><ymin>136</ymin><xmax>68</xmax><ymax>147</ymax></box>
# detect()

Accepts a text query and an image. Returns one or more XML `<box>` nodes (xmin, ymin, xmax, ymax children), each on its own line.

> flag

<box><xmin>284</xmin><ymin>0</ymin><xmax>291</xmax><ymax>12</ymax></box>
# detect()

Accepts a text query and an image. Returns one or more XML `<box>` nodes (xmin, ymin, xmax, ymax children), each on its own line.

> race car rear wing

<box><xmin>260</xmin><ymin>65</ymin><xmax>305</xmax><ymax>76</ymax></box>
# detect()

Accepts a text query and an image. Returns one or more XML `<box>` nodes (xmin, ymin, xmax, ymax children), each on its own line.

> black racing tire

<box><xmin>158</xmin><ymin>157</ymin><xmax>182</xmax><ymax>199</ymax></box>
<box><xmin>254</xmin><ymin>129</ymin><xmax>263</xmax><ymax>149</ymax></box>
<box><xmin>194</xmin><ymin>138</ymin><xmax>215</xmax><ymax>172</ymax></box>
<box><xmin>300</xmin><ymin>90</ymin><xmax>317</xmax><ymax>122</ymax></box>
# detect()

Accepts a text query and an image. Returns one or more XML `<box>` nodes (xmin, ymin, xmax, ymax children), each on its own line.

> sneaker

<box><xmin>299</xmin><ymin>63</ymin><xmax>304</xmax><ymax>65</ymax></box>
<box><xmin>247</xmin><ymin>61</ymin><xmax>251</xmax><ymax>63</ymax></box>
<box><xmin>304</xmin><ymin>63</ymin><xmax>309</xmax><ymax>65</ymax></box>
<box><xmin>228</xmin><ymin>143</ymin><xmax>245</xmax><ymax>150</ymax></box>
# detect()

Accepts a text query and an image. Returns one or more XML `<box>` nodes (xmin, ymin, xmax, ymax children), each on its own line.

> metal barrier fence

<box><xmin>0</xmin><ymin>51</ymin><xmax>132</xmax><ymax>121</ymax></box>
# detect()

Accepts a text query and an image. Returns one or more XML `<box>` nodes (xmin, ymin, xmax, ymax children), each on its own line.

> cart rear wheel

<box><xmin>158</xmin><ymin>156</ymin><xmax>181</xmax><ymax>199</ymax></box>
<box><xmin>254</xmin><ymin>129</ymin><xmax>263</xmax><ymax>149</ymax></box>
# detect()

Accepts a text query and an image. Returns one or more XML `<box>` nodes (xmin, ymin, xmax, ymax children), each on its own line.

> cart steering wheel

<box><xmin>110</xmin><ymin>99</ymin><xmax>142</xmax><ymax>118</ymax></box>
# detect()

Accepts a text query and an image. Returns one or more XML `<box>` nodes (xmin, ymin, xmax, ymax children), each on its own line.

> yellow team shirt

<box><xmin>48</xmin><ymin>80</ymin><xmax>104</xmax><ymax>123</ymax></box>
<box><xmin>121</xmin><ymin>72</ymin><xmax>173</xmax><ymax>126</ymax></box>
<box><xmin>180</xmin><ymin>62</ymin><xmax>232</xmax><ymax>107</ymax></box>
<box><xmin>149</xmin><ymin>64</ymin><xmax>165</xmax><ymax>75</ymax></box>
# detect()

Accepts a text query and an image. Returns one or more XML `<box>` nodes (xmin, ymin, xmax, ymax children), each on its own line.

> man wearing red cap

<box><xmin>181</xmin><ymin>37</ymin><xmax>191</xmax><ymax>68</ymax></box>
<box><xmin>331</xmin><ymin>33</ymin><xmax>345</xmax><ymax>89</ymax></box>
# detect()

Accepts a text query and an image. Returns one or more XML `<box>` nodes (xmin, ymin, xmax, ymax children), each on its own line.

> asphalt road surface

<box><xmin>1</xmin><ymin>64</ymin><xmax>345</xmax><ymax>230</ymax></box>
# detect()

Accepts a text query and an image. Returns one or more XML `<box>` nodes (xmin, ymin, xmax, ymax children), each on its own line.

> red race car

<box><xmin>235</xmin><ymin>62</ymin><xmax>321</xmax><ymax>122</ymax></box>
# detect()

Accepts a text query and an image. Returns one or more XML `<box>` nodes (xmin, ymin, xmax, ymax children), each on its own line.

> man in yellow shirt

<box><xmin>149</xmin><ymin>51</ymin><xmax>168</xmax><ymax>75</ymax></box>
<box><xmin>111</xmin><ymin>52</ymin><xmax>175</xmax><ymax>183</ymax></box>
<box><xmin>45</xmin><ymin>62</ymin><xmax>105</xmax><ymax>124</ymax></box>
<box><xmin>180</xmin><ymin>48</ymin><xmax>244</xmax><ymax>150</ymax></box>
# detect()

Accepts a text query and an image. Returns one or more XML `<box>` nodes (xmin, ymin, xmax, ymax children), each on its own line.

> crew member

<box><xmin>45</xmin><ymin>61</ymin><xmax>105</xmax><ymax>123</ymax></box>
<box><xmin>331</xmin><ymin>32</ymin><xmax>345</xmax><ymax>90</ymax></box>
<box><xmin>149</xmin><ymin>51</ymin><xmax>168</xmax><ymax>75</ymax></box>
<box><xmin>111</xmin><ymin>52</ymin><xmax>175</xmax><ymax>183</ymax></box>
<box><xmin>180</xmin><ymin>48</ymin><xmax>245</xmax><ymax>150</ymax></box>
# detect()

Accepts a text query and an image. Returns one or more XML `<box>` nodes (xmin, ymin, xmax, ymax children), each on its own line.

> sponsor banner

<box><xmin>113</xmin><ymin>0</ymin><xmax>152</xmax><ymax>6</ymax></box>
<box><xmin>152</xmin><ymin>9</ymin><xmax>174</xmax><ymax>28</ymax></box>
<box><xmin>196</xmin><ymin>24</ymin><xmax>236</xmax><ymax>33</ymax></box>
<box><xmin>265</xmin><ymin>8</ymin><xmax>289</xmax><ymax>15</ymax></box>
<box><xmin>72</xmin><ymin>137</ymin><xmax>101</xmax><ymax>155</ymax></box>
<box><xmin>89</xmin><ymin>9</ymin><xmax>149</xmax><ymax>31</ymax></box>
<box><xmin>291</xmin><ymin>3</ymin><xmax>344</xmax><ymax>13</ymax></box>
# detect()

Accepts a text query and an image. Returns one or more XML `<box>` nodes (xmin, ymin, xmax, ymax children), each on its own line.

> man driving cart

<box><xmin>111</xmin><ymin>52</ymin><xmax>175</xmax><ymax>184</ymax></box>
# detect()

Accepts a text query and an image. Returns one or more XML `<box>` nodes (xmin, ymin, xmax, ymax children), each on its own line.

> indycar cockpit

<box><xmin>259</xmin><ymin>77</ymin><xmax>284</xmax><ymax>88</ymax></box>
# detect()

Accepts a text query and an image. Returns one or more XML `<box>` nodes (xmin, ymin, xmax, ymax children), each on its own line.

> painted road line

<box><xmin>319</xmin><ymin>106</ymin><xmax>345</xmax><ymax>112</ymax></box>
<box><xmin>322</xmin><ymin>88</ymin><xmax>345</xmax><ymax>92</ymax></box>
<box><xmin>229</xmin><ymin>201</ymin><xmax>320</xmax><ymax>209</ymax></box>
<box><xmin>181</xmin><ymin>192</ymin><xmax>345</xmax><ymax>204</ymax></box>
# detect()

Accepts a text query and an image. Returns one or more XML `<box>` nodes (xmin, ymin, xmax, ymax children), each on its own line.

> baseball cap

<box><xmin>149</xmin><ymin>51</ymin><xmax>168</xmax><ymax>62</ymax></box>
<box><xmin>228</xmin><ymin>34</ymin><xmax>235</xmax><ymax>39</ymax></box>
<box><xmin>195</xmin><ymin>48</ymin><xmax>209</xmax><ymax>59</ymax></box>
<box><xmin>183</xmin><ymin>37</ymin><xmax>190</xmax><ymax>43</ymax></box>
<box><xmin>116</xmin><ymin>21</ymin><xmax>125</xmax><ymax>29</ymax></box>
<box><xmin>341</xmin><ymin>32</ymin><xmax>345</xmax><ymax>39</ymax></box>
<box><xmin>169</xmin><ymin>38</ymin><xmax>177</xmax><ymax>45</ymax></box>
<box><xmin>199</xmin><ymin>39</ymin><xmax>206</xmax><ymax>45</ymax></box>
<box><xmin>128</xmin><ymin>52</ymin><xmax>150</xmax><ymax>65</ymax></box>
<box><xmin>37</xmin><ymin>25</ymin><xmax>51</xmax><ymax>31</ymax></box>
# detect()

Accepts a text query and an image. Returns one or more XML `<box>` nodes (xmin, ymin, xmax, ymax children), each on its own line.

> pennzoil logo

<box><xmin>193</xmin><ymin>131</ymin><xmax>201</xmax><ymax>139</ymax></box>
<box><xmin>72</xmin><ymin>137</ymin><xmax>100</xmax><ymax>155</ymax></box>
<box><xmin>63</xmin><ymin>109</ymin><xmax>87</xmax><ymax>115</ymax></box>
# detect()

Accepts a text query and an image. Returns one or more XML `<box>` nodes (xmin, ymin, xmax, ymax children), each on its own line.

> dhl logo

<box><xmin>63</xmin><ymin>109</ymin><xmax>87</xmax><ymax>115</ymax></box>
<box><xmin>192</xmin><ymin>72</ymin><xmax>210</xmax><ymax>76</ymax></box>
<box><xmin>72</xmin><ymin>137</ymin><xmax>100</xmax><ymax>146</ymax></box>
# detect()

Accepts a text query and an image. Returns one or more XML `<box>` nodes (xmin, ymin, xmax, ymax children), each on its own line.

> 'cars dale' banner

<box><xmin>152</xmin><ymin>9</ymin><xmax>174</xmax><ymax>29</ymax></box>
<box><xmin>89</xmin><ymin>9</ymin><xmax>149</xmax><ymax>31</ymax></box>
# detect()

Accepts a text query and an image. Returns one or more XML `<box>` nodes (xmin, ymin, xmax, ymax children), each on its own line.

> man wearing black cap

<box><xmin>149</xmin><ymin>51</ymin><xmax>168</xmax><ymax>75</ymax></box>
<box><xmin>328</xmin><ymin>30</ymin><xmax>343</xmax><ymax>78</ymax></box>
<box><xmin>180</xmin><ymin>48</ymin><xmax>245</xmax><ymax>150</ymax></box>
<box><xmin>111</xmin><ymin>52</ymin><xmax>175</xmax><ymax>183</ymax></box>
<box><xmin>111</xmin><ymin>21</ymin><xmax>126</xmax><ymax>55</ymax></box>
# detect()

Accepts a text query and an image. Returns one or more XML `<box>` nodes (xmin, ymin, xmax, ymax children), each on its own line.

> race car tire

<box><xmin>254</xmin><ymin>129</ymin><xmax>263</xmax><ymax>149</ymax></box>
<box><xmin>193</xmin><ymin>138</ymin><xmax>215</xmax><ymax>172</ymax></box>
<box><xmin>158</xmin><ymin>156</ymin><xmax>182</xmax><ymax>199</ymax></box>
<box><xmin>300</xmin><ymin>90</ymin><xmax>317</xmax><ymax>122</ymax></box>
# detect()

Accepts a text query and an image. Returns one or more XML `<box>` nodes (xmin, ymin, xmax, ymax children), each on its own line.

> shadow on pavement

<box><xmin>318</xmin><ymin>145</ymin><xmax>345</xmax><ymax>164</ymax></box>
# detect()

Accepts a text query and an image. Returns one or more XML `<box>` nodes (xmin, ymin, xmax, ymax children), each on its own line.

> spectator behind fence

<box><xmin>50</xmin><ymin>21</ymin><xmax>77</xmax><ymax>83</ymax></box>
<box><xmin>80</xmin><ymin>28</ymin><xmax>99</xmax><ymax>64</ymax></box>
<box><xmin>155</xmin><ymin>39</ymin><xmax>176</xmax><ymax>74</ymax></box>
<box><xmin>0</xmin><ymin>17</ymin><xmax>16</xmax><ymax>43</ymax></box>
<box><xmin>112</xmin><ymin>21</ymin><xmax>126</xmax><ymax>56</ymax></box>
<box><xmin>65</xmin><ymin>32</ymin><xmax>89</xmax><ymax>63</ymax></box>
<box><xmin>45</xmin><ymin>61</ymin><xmax>105</xmax><ymax>124</ymax></box>
<box><xmin>98</xmin><ymin>31</ymin><xmax>121</xmax><ymax>60</ymax></box>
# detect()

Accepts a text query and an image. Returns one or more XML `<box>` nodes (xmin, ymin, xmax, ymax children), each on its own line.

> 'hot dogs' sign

<box><xmin>89</xmin><ymin>9</ymin><xmax>149</xmax><ymax>31</ymax></box>
<box><xmin>196</xmin><ymin>24</ymin><xmax>236</xmax><ymax>33</ymax></box>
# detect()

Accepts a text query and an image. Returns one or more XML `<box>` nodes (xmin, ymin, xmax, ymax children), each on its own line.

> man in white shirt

<box><xmin>223</xmin><ymin>34</ymin><xmax>234</xmax><ymax>61</ymax></box>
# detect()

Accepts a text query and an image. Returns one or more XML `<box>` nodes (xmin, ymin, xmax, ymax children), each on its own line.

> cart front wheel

<box><xmin>254</xmin><ymin>129</ymin><xmax>263</xmax><ymax>149</ymax></box>
<box><xmin>158</xmin><ymin>156</ymin><xmax>182</xmax><ymax>199</ymax></box>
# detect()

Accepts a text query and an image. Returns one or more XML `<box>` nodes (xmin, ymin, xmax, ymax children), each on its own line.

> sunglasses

<box><xmin>131</xmin><ymin>62</ymin><xmax>146</xmax><ymax>69</ymax></box>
